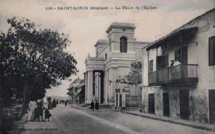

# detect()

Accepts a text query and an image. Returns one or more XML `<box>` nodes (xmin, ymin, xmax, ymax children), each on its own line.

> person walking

<box><xmin>52</xmin><ymin>99</ymin><xmax>56</xmax><ymax>108</ymax></box>
<box><xmin>34</xmin><ymin>106</ymin><xmax>40</xmax><ymax>121</ymax></box>
<box><xmin>44</xmin><ymin>108</ymin><xmax>52</xmax><ymax>122</ymax></box>
<box><xmin>38</xmin><ymin>101</ymin><xmax>44</xmax><ymax>121</ymax></box>
<box><xmin>48</xmin><ymin>100</ymin><xmax>52</xmax><ymax>110</ymax></box>
<box><xmin>28</xmin><ymin>101</ymin><xmax>37</xmax><ymax>121</ymax></box>
<box><xmin>90</xmin><ymin>100</ymin><xmax>94</xmax><ymax>110</ymax></box>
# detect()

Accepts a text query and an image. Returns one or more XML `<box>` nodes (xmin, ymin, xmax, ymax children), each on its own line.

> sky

<box><xmin>0</xmin><ymin>0</ymin><xmax>214</xmax><ymax>97</ymax></box>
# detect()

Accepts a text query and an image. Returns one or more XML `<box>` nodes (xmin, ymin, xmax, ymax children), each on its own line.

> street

<box><xmin>52</xmin><ymin>105</ymin><xmax>128</xmax><ymax>134</ymax></box>
<box><xmin>22</xmin><ymin>105</ymin><xmax>215</xmax><ymax>134</ymax></box>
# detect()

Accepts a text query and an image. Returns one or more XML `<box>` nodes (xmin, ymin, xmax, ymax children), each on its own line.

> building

<box><xmin>67</xmin><ymin>78</ymin><xmax>85</xmax><ymax>104</ymax></box>
<box><xmin>76</xmin><ymin>79</ymin><xmax>85</xmax><ymax>104</ymax></box>
<box><xmin>141</xmin><ymin>8</ymin><xmax>215</xmax><ymax>123</ymax></box>
<box><xmin>85</xmin><ymin>22</ymin><xmax>149</xmax><ymax>108</ymax></box>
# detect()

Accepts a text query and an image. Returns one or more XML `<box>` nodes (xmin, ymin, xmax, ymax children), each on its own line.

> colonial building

<box><xmin>76</xmin><ymin>79</ymin><xmax>85</xmax><ymax>104</ymax></box>
<box><xmin>67</xmin><ymin>78</ymin><xmax>85</xmax><ymax>104</ymax></box>
<box><xmin>85</xmin><ymin>22</ymin><xmax>149</xmax><ymax>108</ymax></box>
<box><xmin>142</xmin><ymin>8</ymin><xmax>215</xmax><ymax>123</ymax></box>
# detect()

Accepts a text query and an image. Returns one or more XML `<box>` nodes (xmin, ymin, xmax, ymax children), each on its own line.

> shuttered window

<box><xmin>175</xmin><ymin>46</ymin><xmax>188</xmax><ymax>64</ymax></box>
<box><xmin>209</xmin><ymin>36</ymin><xmax>215</xmax><ymax>66</ymax></box>
<box><xmin>148</xmin><ymin>60</ymin><xmax>153</xmax><ymax>73</ymax></box>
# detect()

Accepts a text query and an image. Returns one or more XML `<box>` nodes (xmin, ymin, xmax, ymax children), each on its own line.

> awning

<box><xmin>146</xmin><ymin>27</ymin><xmax>198</xmax><ymax>50</ymax></box>
<box><xmin>76</xmin><ymin>88</ymin><xmax>82</xmax><ymax>94</ymax></box>
<box><xmin>74</xmin><ymin>88</ymin><xmax>83</xmax><ymax>96</ymax></box>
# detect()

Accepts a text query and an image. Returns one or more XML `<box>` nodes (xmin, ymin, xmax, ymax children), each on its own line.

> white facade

<box><xmin>142</xmin><ymin>8</ymin><xmax>215</xmax><ymax>123</ymax></box>
<box><xmin>85</xmin><ymin>22</ymin><xmax>149</xmax><ymax>107</ymax></box>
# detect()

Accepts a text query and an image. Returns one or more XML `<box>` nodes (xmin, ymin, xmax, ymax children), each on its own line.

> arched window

<box><xmin>120</xmin><ymin>37</ymin><xmax>127</xmax><ymax>53</ymax></box>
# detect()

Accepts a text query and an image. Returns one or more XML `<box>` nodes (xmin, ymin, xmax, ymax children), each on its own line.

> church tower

<box><xmin>106</xmin><ymin>22</ymin><xmax>136</xmax><ymax>59</ymax></box>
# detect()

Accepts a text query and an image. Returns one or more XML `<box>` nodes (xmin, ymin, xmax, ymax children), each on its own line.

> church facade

<box><xmin>85</xmin><ymin>22</ymin><xmax>149</xmax><ymax>107</ymax></box>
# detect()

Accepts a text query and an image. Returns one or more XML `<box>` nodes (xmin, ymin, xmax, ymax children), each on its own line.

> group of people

<box><xmin>48</xmin><ymin>99</ymin><xmax>58</xmax><ymax>110</ymax></box>
<box><xmin>29</xmin><ymin>100</ymin><xmax>52</xmax><ymax>122</ymax></box>
<box><xmin>90</xmin><ymin>100</ymin><xmax>99</xmax><ymax>110</ymax></box>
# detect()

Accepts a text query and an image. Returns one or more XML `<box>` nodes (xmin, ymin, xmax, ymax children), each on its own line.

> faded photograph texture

<box><xmin>0</xmin><ymin>0</ymin><xmax>215</xmax><ymax>134</ymax></box>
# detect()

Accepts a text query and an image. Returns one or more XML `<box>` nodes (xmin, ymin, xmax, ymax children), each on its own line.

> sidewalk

<box><xmin>70</xmin><ymin>104</ymin><xmax>215</xmax><ymax>132</ymax></box>
<box><xmin>122</xmin><ymin>110</ymin><xmax>215</xmax><ymax>132</ymax></box>
<box><xmin>22</xmin><ymin>120</ymin><xmax>59</xmax><ymax>134</ymax></box>
<box><xmin>21</xmin><ymin>109</ymin><xmax>59</xmax><ymax>134</ymax></box>
<box><xmin>70</xmin><ymin>104</ymin><xmax>90</xmax><ymax>110</ymax></box>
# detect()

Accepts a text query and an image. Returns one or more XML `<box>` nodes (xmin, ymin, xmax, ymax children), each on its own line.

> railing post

<box><xmin>156</xmin><ymin>71</ymin><xmax>158</xmax><ymax>82</ymax></box>
<box><xmin>168</xmin><ymin>67</ymin><xmax>169</xmax><ymax>81</ymax></box>
<box><xmin>181</xmin><ymin>64</ymin><xmax>183</xmax><ymax>78</ymax></box>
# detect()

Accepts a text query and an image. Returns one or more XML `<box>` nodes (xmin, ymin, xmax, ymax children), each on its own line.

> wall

<box><xmin>97</xmin><ymin>45</ymin><xmax>109</xmax><ymax>59</ymax></box>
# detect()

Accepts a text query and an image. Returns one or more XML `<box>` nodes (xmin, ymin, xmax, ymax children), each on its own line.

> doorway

<box><xmin>163</xmin><ymin>92</ymin><xmax>170</xmax><ymax>116</ymax></box>
<box><xmin>209</xmin><ymin>90</ymin><xmax>215</xmax><ymax>123</ymax></box>
<box><xmin>119</xmin><ymin>94</ymin><xmax>122</xmax><ymax>107</ymax></box>
<box><xmin>179</xmin><ymin>90</ymin><xmax>189</xmax><ymax>120</ymax></box>
<box><xmin>148</xmin><ymin>93</ymin><xmax>155</xmax><ymax>114</ymax></box>
<box><xmin>116</xmin><ymin>95</ymin><xmax>118</xmax><ymax>107</ymax></box>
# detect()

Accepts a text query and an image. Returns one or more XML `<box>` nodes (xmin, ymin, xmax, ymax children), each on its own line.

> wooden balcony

<box><xmin>148</xmin><ymin>64</ymin><xmax>198</xmax><ymax>86</ymax></box>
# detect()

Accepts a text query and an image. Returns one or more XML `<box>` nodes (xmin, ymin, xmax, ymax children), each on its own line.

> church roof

<box><xmin>106</xmin><ymin>22</ymin><xmax>136</xmax><ymax>33</ymax></box>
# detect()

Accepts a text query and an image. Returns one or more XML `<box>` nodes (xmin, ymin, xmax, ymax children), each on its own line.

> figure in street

<box><xmin>34</xmin><ymin>106</ymin><xmax>40</xmax><ymax>121</ymax></box>
<box><xmin>48</xmin><ymin>100</ymin><xmax>53</xmax><ymax>110</ymax></box>
<box><xmin>65</xmin><ymin>100</ymin><xmax>68</xmax><ymax>106</ymax></box>
<box><xmin>28</xmin><ymin>101</ymin><xmax>37</xmax><ymax>121</ymax></box>
<box><xmin>44</xmin><ymin>108</ymin><xmax>52</xmax><ymax>122</ymax></box>
<box><xmin>95</xmin><ymin>100</ymin><xmax>99</xmax><ymax>110</ymax></box>
<box><xmin>38</xmin><ymin>101</ymin><xmax>44</xmax><ymax>121</ymax></box>
<box><xmin>52</xmin><ymin>99</ymin><xmax>56</xmax><ymax>108</ymax></box>
<box><xmin>90</xmin><ymin>100</ymin><xmax>94</xmax><ymax>110</ymax></box>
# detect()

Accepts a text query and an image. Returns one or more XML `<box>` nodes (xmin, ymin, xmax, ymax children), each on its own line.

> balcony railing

<box><xmin>148</xmin><ymin>64</ymin><xmax>198</xmax><ymax>86</ymax></box>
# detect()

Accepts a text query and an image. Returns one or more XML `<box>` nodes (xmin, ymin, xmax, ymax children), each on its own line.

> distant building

<box><xmin>67</xmin><ymin>78</ymin><xmax>85</xmax><ymax>104</ymax></box>
<box><xmin>76</xmin><ymin>79</ymin><xmax>85</xmax><ymax>104</ymax></box>
<box><xmin>142</xmin><ymin>8</ymin><xmax>215</xmax><ymax>123</ymax></box>
<box><xmin>46</xmin><ymin>96</ymin><xmax>69</xmax><ymax>103</ymax></box>
<box><xmin>85</xmin><ymin>22</ymin><xmax>149</xmax><ymax>108</ymax></box>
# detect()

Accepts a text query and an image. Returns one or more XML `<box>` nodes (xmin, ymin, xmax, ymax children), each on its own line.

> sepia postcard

<box><xmin>0</xmin><ymin>0</ymin><xmax>215</xmax><ymax>134</ymax></box>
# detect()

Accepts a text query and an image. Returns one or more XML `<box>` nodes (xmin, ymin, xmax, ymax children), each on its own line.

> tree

<box><xmin>0</xmin><ymin>27</ymin><xmax>19</xmax><ymax>108</ymax></box>
<box><xmin>116</xmin><ymin>61</ymin><xmax>142</xmax><ymax>85</ymax></box>
<box><xmin>0</xmin><ymin>17</ymin><xmax>78</xmax><ymax>117</ymax></box>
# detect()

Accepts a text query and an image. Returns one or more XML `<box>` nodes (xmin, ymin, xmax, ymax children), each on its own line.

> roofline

<box><xmin>94</xmin><ymin>39</ymin><xmax>107</xmax><ymax>47</ymax></box>
<box><xmin>106</xmin><ymin>22</ymin><xmax>136</xmax><ymax>33</ymax></box>
<box><xmin>142</xmin><ymin>44</ymin><xmax>152</xmax><ymax>50</ymax></box>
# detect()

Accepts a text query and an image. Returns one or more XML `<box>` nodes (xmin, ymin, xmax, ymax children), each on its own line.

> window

<box><xmin>209</xmin><ymin>36</ymin><xmax>215</xmax><ymax>66</ymax></box>
<box><xmin>120</xmin><ymin>37</ymin><xmax>127</xmax><ymax>53</ymax></box>
<box><xmin>105</xmin><ymin>53</ymin><xmax>107</xmax><ymax>60</ymax></box>
<box><xmin>175</xmin><ymin>46</ymin><xmax>188</xmax><ymax>64</ymax></box>
<box><xmin>109</xmin><ymin>38</ymin><xmax>112</xmax><ymax>52</ymax></box>
<box><xmin>157</xmin><ymin>55</ymin><xmax>168</xmax><ymax>70</ymax></box>
<box><xmin>148</xmin><ymin>60</ymin><xmax>153</xmax><ymax>73</ymax></box>
<box><xmin>175</xmin><ymin>49</ymin><xmax>181</xmax><ymax>63</ymax></box>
